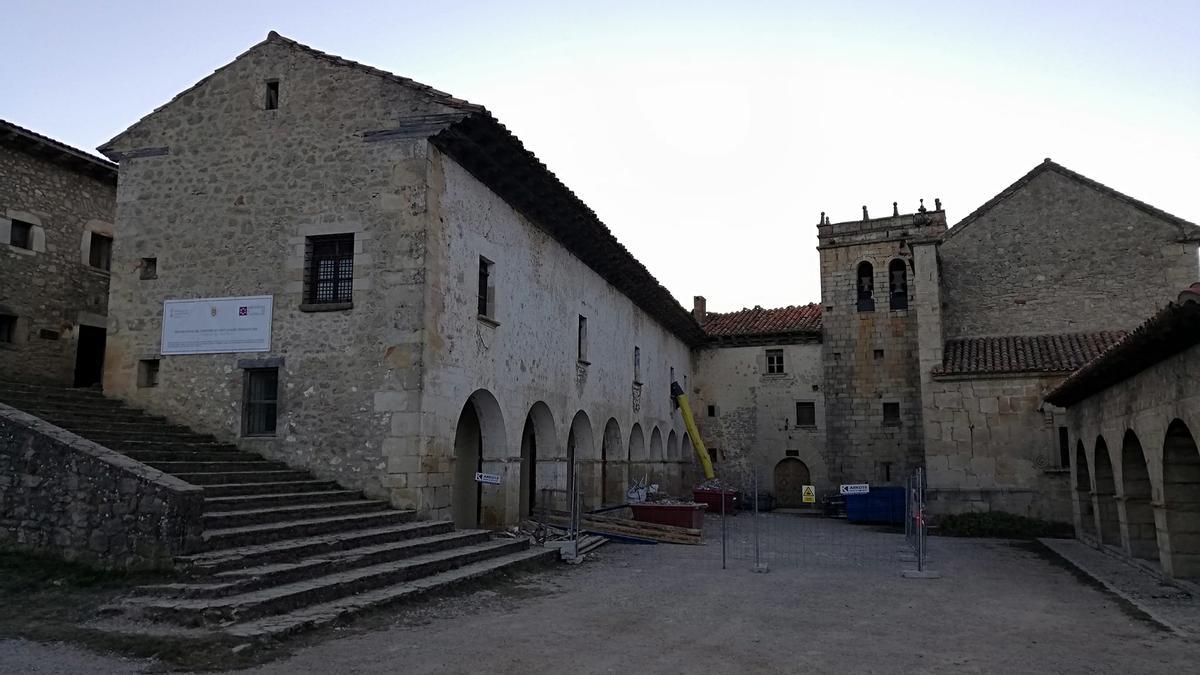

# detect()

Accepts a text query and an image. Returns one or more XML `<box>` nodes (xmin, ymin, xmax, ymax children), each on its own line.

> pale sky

<box><xmin>4</xmin><ymin>1</ymin><xmax>1197</xmax><ymax>313</ymax></box>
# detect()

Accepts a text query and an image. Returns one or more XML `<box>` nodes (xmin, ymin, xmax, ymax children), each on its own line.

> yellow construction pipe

<box><xmin>671</xmin><ymin>381</ymin><xmax>715</xmax><ymax>480</ymax></box>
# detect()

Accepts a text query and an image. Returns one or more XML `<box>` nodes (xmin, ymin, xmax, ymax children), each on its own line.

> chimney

<box><xmin>693</xmin><ymin>296</ymin><xmax>707</xmax><ymax>323</ymax></box>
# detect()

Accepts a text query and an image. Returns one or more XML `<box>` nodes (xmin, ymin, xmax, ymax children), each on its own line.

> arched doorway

<box><xmin>602</xmin><ymin>418</ymin><xmax>623</xmax><ymax>507</ymax></box>
<box><xmin>1094</xmin><ymin>437</ymin><xmax>1121</xmax><ymax>547</ymax></box>
<box><xmin>677</xmin><ymin>433</ymin><xmax>694</xmax><ymax>495</ymax></box>
<box><xmin>775</xmin><ymin>458</ymin><xmax>811</xmax><ymax>507</ymax></box>
<box><xmin>520</xmin><ymin>402</ymin><xmax>556</xmax><ymax>519</ymax></box>
<box><xmin>452</xmin><ymin>390</ymin><xmax>506</xmax><ymax>529</ymax></box>
<box><xmin>648</xmin><ymin>427</ymin><xmax>664</xmax><ymax>485</ymax></box>
<box><xmin>664</xmin><ymin>429</ymin><xmax>678</xmax><ymax>489</ymax></box>
<box><xmin>567</xmin><ymin>411</ymin><xmax>595</xmax><ymax>509</ymax></box>
<box><xmin>1120</xmin><ymin>430</ymin><xmax>1158</xmax><ymax>564</ymax></box>
<box><xmin>628</xmin><ymin>423</ymin><xmax>648</xmax><ymax>488</ymax></box>
<box><xmin>1162</xmin><ymin>420</ymin><xmax>1200</xmax><ymax>578</ymax></box>
<box><xmin>1075</xmin><ymin>441</ymin><xmax>1095</xmax><ymax>537</ymax></box>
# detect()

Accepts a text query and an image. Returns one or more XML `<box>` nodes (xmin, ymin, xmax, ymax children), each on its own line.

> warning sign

<box><xmin>802</xmin><ymin>485</ymin><xmax>816</xmax><ymax>503</ymax></box>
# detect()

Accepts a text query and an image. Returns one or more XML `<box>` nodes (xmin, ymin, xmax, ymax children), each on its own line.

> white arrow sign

<box><xmin>840</xmin><ymin>483</ymin><xmax>870</xmax><ymax>495</ymax></box>
<box><xmin>474</xmin><ymin>472</ymin><xmax>501</xmax><ymax>485</ymax></box>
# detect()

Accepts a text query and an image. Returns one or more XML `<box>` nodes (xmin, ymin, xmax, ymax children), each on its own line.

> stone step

<box><xmin>203</xmin><ymin>490</ymin><xmax>363</xmax><ymax>512</ymax></box>
<box><xmin>142</xmin><ymin>530</ymin><xmax>494</xmax><ymax>599</ymax></box>
<box><xmin>175</xmin><ymin>470</ymin><xmax>314</xmax><ymax>486</ymax></box>
<box><xmin>0</xmin><ymin>380</ymin><xmax>107</xmax><ymax>396</ymax></box>
<box><xmin>85</xmin><ymin>430</ymin><xmax>219</xmax><ymax>444</ymax></box>
<box><xmin>138</xmin><ymin>538</ymin><xmax>532</xmax><ymax>626</ymax></box>
<box><xmin>222</xmin><ymin>547</ymin><xmax>555</xmax><ymax>639</ymax></box>
<box><xmin>177</xmin><ymin>520</ymin><xmax>455</xmax><ymax>574</ymax></box>
<box><xmin>200</xmin><ymin>480</ymin><xmax>343</xmax><ymax>498</ymax></box>
<box><xmin>53</xmin><ymin>419</ymin><xmax>198</xmax><ymax>435</ymax></box>
<box><xmin>126</xmin><ymin>450</ymin><xmax>254</xmax><ymax>463</ymax></box>
<box><xmin>0</xmin><ymin>393</ymin><xmax>129</xmax><ymax>411</ymax></box>
<box><xmin>201</xmin><ymin>500</ymin><xmax>390</xmax><ymax>530</ymax></box>
<box><xmin>12</xmin><ymin>407</ymin><xmax>167</xmax><ymax>425</ymax></box>
<box><xmin>147</xmin><ymin>459</ymin><xmax>288</xmax><ymax>475</ymax></box>
<box><xmin>201</xmin><ymin>509</ymin><xmax>417</xmax><ymax>550</ymax></box>
<box><xmin>99</xmin><ymin>439</ymin><xmax>243</xmax><ymax>453</ymax></box>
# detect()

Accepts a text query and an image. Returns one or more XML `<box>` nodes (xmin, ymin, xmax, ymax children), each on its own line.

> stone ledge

<box><xmin>299</xmin><ymin>302</ymin><xmax>353</xmax><ymax>313</ymax></box>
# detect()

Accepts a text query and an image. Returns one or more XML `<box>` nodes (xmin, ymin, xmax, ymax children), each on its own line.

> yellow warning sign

<box><xmin>802</xmin><ymin>485</ymin><xmax>816</xmax><ymax>504</ymax></box>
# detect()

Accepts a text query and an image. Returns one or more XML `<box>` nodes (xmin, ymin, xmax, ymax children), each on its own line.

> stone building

<box><xmin>1046</xmin><ymin>285</ymin><xmax>1200</xmax><ymax>579</ymax></box>
<box><xmin>96</xmin><ymin>32</ymin><xmax>699</xmax><ymax>527</ymax></box>
<box><xmin>0</xmin><ymin>119</ymin><xmax>117</xmax><ymax>386</ymax></box>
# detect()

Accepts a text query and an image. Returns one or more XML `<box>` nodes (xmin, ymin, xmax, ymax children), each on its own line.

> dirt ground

<box><xmin>2</xmin><ymin>515</ymin><xmax>1198</xmax><ymax>674</ymax></box>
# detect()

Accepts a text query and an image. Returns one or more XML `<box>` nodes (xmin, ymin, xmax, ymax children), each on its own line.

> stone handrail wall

<box><xmin>0</xmin><ymin>403</ymin><xmax>204</xmax><ymax>570</ymax></box>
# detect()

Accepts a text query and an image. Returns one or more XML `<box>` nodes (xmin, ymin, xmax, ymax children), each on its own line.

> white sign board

<box><xmin>474</xmin><ymin>472</ymin><xmax>501</xmax><ymax>485</ymax></box>
<box><xmin>840</xmin><ymin>483</ymin><xmax>870</xmax><ymax>495</ymax></box>
<box><xmin>161</xmin><ymin>296</ymin><xmax>273</xmax><ymax>355</ymax></box>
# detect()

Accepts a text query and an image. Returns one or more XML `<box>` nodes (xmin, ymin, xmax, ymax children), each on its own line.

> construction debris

<box><xmin>545</xmin><ymin>512</ymin><xmax>702</xmax><ymax>545</ymax></box>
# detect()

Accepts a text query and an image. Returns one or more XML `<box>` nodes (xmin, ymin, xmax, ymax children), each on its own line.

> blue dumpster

<box><xmin>845</xmin><ymin>486</ymin><xmax>905</xmax><ymax>524</ymax></box>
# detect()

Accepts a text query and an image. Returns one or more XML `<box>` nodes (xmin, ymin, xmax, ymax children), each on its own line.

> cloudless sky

<box><xmin>4</xmin><ymin>1</ymin><xmax>1197</xmax><ymax>312</ymax></box>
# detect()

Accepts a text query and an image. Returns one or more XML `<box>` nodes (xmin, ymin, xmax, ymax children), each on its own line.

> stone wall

<box><xmin>692</xmin><ymin>341</ymin><xmax>827</xmax><ymax>497</ymax></box>
<box><xmin>0</xmin><ymin>144</ymin><xmax>114</xmax><ymax>385</ymax></box>
<box><xmin>0</xmin><ymin>403</ymin><xmax>203</xmax><ymax>570</ymax></box>
<box><xmin>923</xmin><ymin>373</ymin><xmax>1073</xmax><ymax>521</ymax></box>
<box><xmin>940</xmin><ymin>168</ymin><xmax>1199</xmax><ymax>338</ymax></box>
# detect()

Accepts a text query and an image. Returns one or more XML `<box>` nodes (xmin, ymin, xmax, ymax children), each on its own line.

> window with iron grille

<box><xmin>89</xmin><ymin>233</ymin><xmax>112</xmax><ymax>271</ymax></box>
<box><xmin>243</xmin><ymin>368</ymin><xmax>279</xmax><ymax>436</ymax></box>
<box><xmin>9</xmin><ymin>220</ymin><xmax>32</xmax><ymax>249</ymax></box>
<box><xmin>766</xmin><ymin>348</ymin><xmax>785</xmax><ymax>374</ymax></box>
<box><xmin>305</xmin><ymin>234</ymin><xmax>354</xmax><ymax>305</ymax></box>
<box><xmin>796</xmin><ymin>401</ymin><xmax>816</xmax><ymax>427</ymax></box>
<box><xmin>882</xmin><ymin>401</ymin><xmax>901</xmax><ymax>425</ymax></box>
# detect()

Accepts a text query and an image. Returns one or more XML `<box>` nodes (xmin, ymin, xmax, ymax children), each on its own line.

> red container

<box><xmin>630</xmin><ymin>502</ymin><xmax>707</xmax><ymax>529</ymax></box>
<box><xmin>693</xmin><ymin>488</ymin><xmax>739</xmax><ymax>515</ymax></box>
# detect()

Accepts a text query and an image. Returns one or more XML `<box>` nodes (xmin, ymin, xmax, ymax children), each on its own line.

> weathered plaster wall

<box><xmin>940</xmin><ymin>169</ymin><xmax>1199</xmax><ymax>337</ymax></box>
<box><xmin>414</xmin><ymin>148</ymin><xmax>695</xmax><ymax>524</ymax></box>
<box><xmin>692</xmin><ymin>342</ymin><xmax>827</xmax><ymax>497</ymax></box>
<box><xmin>923</xmin><ymin>374</ymin><xmax>1072</xmax><ymax>521</ymax></box>
<box><xmin>0</xmin><ymin>404</ymin><xmax>204</xmax><ymax>570</ymax></box>
<box><xmin>0</xmin><ymin>145</ymin><xmax>114</xmax><ymax>385</ymax></box>
<box><xmin>101</xmin><ymin>41</ymin><xmax>455</xmax><ymax>497</ymax></box>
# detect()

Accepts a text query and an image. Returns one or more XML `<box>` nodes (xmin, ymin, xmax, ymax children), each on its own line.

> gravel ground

<box><xmin>2</xmin><ymin>514</ymin><xmax>1198</xmax><ymax>674</ymax></box>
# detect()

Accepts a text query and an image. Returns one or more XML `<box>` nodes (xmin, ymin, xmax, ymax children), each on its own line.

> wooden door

<box><xmin>774</xmin><ymin>458</ymin><xmax>811</xmax><ymax>507</ymax></box>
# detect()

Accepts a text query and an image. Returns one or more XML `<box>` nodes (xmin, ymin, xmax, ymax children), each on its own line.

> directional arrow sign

<box><xmin>839</xmin><ymin>483</ymin><xmax>870</xmax><ymax>495</ymax></box>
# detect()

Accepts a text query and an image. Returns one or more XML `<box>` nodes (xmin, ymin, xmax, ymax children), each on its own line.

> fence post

<box><xmin>721</xmin><ymin>477</ymin><xmax>727</xmax><ymax>570</ymax></box>
<box><xmin>902</xmin><ymin>466</ymin><xmax>941</xmax><ymax>579</ymax></box>
<box><xmin>752</xmin><ymin>466</ymin><xmax>769</xmax><ymax>573</ymax></box>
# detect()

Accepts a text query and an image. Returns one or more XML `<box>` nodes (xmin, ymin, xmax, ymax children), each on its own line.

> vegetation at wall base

<box><xmin>934</xmin><ymin>512</ymin><xmax>1073</xmax><ymax>539</ymax></box>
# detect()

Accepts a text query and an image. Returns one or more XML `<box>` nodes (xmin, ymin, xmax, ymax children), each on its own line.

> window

<box><xmin>882</xmin><ymin>402</ymin><xmax>901</xmax><ymax>425</ymax></box>
<box><xmin>707</xmin><ymin>405</ymin><xmax>717</xmax><ymax>417</ymax></box>
<box><xmin>1058</xmin><ymin>427</ymin><xmax>1070</xmax><ymax>468</ymax></box>
<box><xmin>243</xmin><ymin>368</ymin><xmax>279</xmax><ymax>436</ymax></box>
<box><xmin>633</xmin><ymin>346</ymin><xmax>641</xmax><ymax>382</ymax></box>
<box><xmin>38</xmin><ymin>329</ymin><xmax>59</xmax><ymax>340</ymax></box>
<box><xmin>305</xmin><ymin>234</ymin><xmax>354</xmax><ymax>305</ymax></box>
<box><xmin>874</xmin><ymin>349</ymin><xmax>884</xmax><ymax>360</ymax></box>
<box><xmin>766</xmin><ymin>348</ymin><xmax>785</xmax><ymax>374</ymax></box>
<box><xmin>880</xmin><ymin>461</ymin><xmax>893</xmax><ymax>482</ymax></box>
<box><xmin>796</xmin><ymin>401</ymin><xmax>816</xmax><ymax>427</ymax></box>
<box><xmin>857</xmin><ymin>261</ymin><xmax>875</xmax><ymax>312</ymax></box>
<box><xmin>577</xmin><ymin>315</ymin><xmax>588</xmax><ymax>363</ymax></box>
<box><xmin>477</xmin><ymin>256</ymin><xmax>494</xmax><ymax>318</ymax></box>
<box><xmin>88</xmin><ymin>233</ymin><xmax>112</xmax><ymax>271</ymax></box>
<box><xmin>0</xmin><ymin>315</ymin><xmax>15</xmax><ymax>343</ymax></box>
<box><xmin>889</xmin><ymin>259</ymin><xmax>908</xmax><ymax>310</ymax></box>
<box><xmin>140</xmin><ymin>257</ymin><xmax>157</xmax><ymax>280</ymax></box>
<box><xmin>265</xmin><ymin>80</ymin><xmax>280</xmax><ymax>110</ymax></box>
<box><xmin>9</xmin><ymin>220</ymin><xmax>32</xmax><ymax>249</ymax></box>
<box><xmin>811</xmin><ymin>384</ymin><xmax>820</xmax><ymax>392</ymax></box>
<box><xmin>138</xmin><ymin>359</ymin><xmax>160</xmax><ymax>388</ymax></box>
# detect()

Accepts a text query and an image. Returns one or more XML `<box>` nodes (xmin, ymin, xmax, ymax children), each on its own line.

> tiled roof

<box><xmin>0</xmin><ymin>118</ymin><xmax>117</xmax><ymax>182</ymax></box>
<box><xmin>703</xmin><ymin>304</ymin><xmax>822</xmax><ymax>338</ymax></box>
<box><xmin>934</xmin><ymin>331</ymin><xmax>1127</xmax><ymax>377</ymax></box>
<box><xmin>1047</xmin><ymin>286</ymin><xmax>1200</xmax><ymax>406</ymax></box>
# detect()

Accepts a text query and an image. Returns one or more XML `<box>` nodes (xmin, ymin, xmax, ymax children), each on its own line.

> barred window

<box><xmin>796</xmin><ymin>401</ymin><xmax>816</xmax><ymax>427</ymax></box>
<box><xmin>305</xmin><ymin>234</ymin><xmax>354</xmax><ymax>305</ymax></box>
<box><xmin>9</xmin><ymin>220</ymin><xmax>32</xmax><ymax>249</ymax></box>
<box><xmin>243</xmin><ymin>368</ymin><xmax>279</xmax><ymax>437</ymax></box>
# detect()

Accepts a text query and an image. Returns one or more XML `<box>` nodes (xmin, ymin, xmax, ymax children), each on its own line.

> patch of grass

<box><xmin>934</xmin><ymin>511</ymin><xmax>1073</xmax><ymax>539</ymax></box>
<box><xmin>0</xmin><ymin>550</ymin><xmax>163</xmax><ymax>592</ymax></box>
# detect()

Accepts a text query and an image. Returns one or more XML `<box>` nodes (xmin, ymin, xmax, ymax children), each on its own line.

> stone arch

<box><xmin>601</xmin><ymin>418</ymin><xmax>624</xmax><ymax>507</ymax></box>
<box><xmin>520</xmin><ymin>402</ymin><xmax>557</xmax><ymax>519</ymax></box>
<box><xmin>628</xmin><ymin>423</ymin><xmax>649</xmax><ymax>487</ymax></box>
<box><xmin>1162</xmin><ymin>419</ymin><xmax>1200</xmax><ymax>578</ymax></box>
<box><xmin>667</xmin><ymin>429</ymin><xmax>679</xmax><ymax>461</ymax></box>
<box><xmin>775</xmin><ymin>458</ymin><xmax>812</xmax><ymax>508</ymax></box>
<box><xmin>648</xmin><ymin>426</ymin><xmax>664</xmax><ymax>485</ymax></box>
<box><xmin>1075</xmin><ymin>440</ymin><xmax>1095</xmax><ymax>537</ymax></box>
<box><xmin>662</xmin><ymin>429</ymin><xmax>678</xmax><ymax>488</ymax></box>
<box><xmin>680</xmin><ymin>433</ymin><xmax>693</xmax><ymax>466</ymax></box>
<box><xmin>856</xmin><ymin>260</ymin><xmax>875</xmax><ymax>311</ymax></box>
<box><xmin>888</xmin><ymin>258</ymin><xmax>908</xmax><ymax>310</ymax></box>
<box><xmin>1093</xmin><ymin>436</ymin><xmax>1121</xmax><ymax>547</ymax></box>
<box><xmin>567</xmin><ymin>411</ymin><xmax>596</xmax><ymax>508</ymax></box>
<box><xmin>1120</xmin><ymin>429</ymin><xmax>1158</xmax><ymax>564</ymax></box>
<box><xmin>452</xmin><ymin>389</ymin><xmax>506</xmax><ymax>528</ymax></box>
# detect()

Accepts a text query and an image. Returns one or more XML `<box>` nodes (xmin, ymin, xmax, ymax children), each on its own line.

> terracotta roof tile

<box><xmin>703</xmin><ymin>304</ymin><xmax>822</xmax><ymax>338</ymax></box>
<box><xmin>935</xmin><ymin>332</ymin><xmax>1126</xmax><ymax>377</ymax></box>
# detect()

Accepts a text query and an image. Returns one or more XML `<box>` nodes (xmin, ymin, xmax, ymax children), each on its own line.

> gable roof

<box><xmin>702</xmin><ymin>304</ymin><xmax>822</xmax><ymax>345</ymax></box>
<box><xmin>942</xmin><ymin>159</ymin><xmax>1200</xmax><ymax>244</ymax></box>
<box><xmin>934</xmin><ymin>331</ymin><xmax>1126</xmax><ymax>378</ymax></box>
<box><xmin>1</xmin><ymin>118</ymin><xmax>116</xmax><ymax>183</ymax></box>
<box><xmin>99</xmin><ymin>32</ymin><xmax>707</xmax><ymax>345</ymax></box>
<box><xmin>1046</xmin><ymin>287</ymin><xmax>1200</xmax><ymax>406</ymax></box>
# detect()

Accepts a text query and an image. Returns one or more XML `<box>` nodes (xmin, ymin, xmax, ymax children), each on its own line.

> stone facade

<box><xmin>0</xmin><ymin>403</ymin><xmax>204</xmax><ymax>570</ymax></box>
<box><xmin>0</xmin><ymin>122</ymin><xmax>116</xmax><ymax>386</ymax></box>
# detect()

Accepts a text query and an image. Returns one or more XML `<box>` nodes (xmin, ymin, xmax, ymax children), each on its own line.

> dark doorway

<box><xmin>774</xmin><ymin>458</ymin><xmax>812</xmax><ymax>507</ymax></box>
<box><xmin>73</xmin><ymin>325</ymin><xmax>106</xmax><ymax>388</ymax></box>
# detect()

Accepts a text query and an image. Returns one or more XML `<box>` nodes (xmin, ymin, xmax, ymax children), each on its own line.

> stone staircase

<box><xmin>0</xmin><ymin>380</ymin><xmax>554</xmax><ymax>639</ymax></box>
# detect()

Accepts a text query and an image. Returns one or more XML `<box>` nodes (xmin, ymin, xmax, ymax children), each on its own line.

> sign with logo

<box><xmin>839</xmin><ymin>483</ymin><xmax>870</xmax><ymax>495</ymax></box>
<box><xmin>802</xmin><ymin>485</ymin><xmax>816</xmax><ymax>503</ymax></box>
<box><xmin>474</xmin><ymin>472</ymin><xmax>501</xmax><ymax>485</ymax></box>
<box><xmin>161</xmin><ymin>295</ymin><xmax>273</xmax><ymax>355</ymax></box>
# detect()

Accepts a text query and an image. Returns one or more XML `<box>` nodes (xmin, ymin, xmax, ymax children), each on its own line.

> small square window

<box><xmin>265</xmin><ymin>80</ymin><xmax>280</xmax><ymax>110</ymax></box>
<box><xmin>796</xmin><ymin>401</ymin><xmax>816</xmax><ymax>427</ymax></box>
<box><xmin>138</xmin><ymin>359</ymin><xmax>160</xmax><ymax>388</ymax></box>
<box><xmin>833</xmin><ymin>352</ymin><xmax>842</xmax><ymax>361</ymax></box>
<box><xmin>883</xmin><ymin>402</ymin><xmax>901</xmax><ymax>425</ymax></box>
<box><xmin>89</xmin><ymin>233</ymin><xmax>112</xmax><ymax>271</ymax></box>
<box><xmin>874</xmin><ymin>349</ymin><xmax>884</xmax><ymax>360</ymax></box>
<box><xmin>243</xmin><ymin>368</ymin><xmax>279</xmax><ymax>436</ymax></box>
<box><xmin>707</xmin><ymin>405</ymin><xmax>717</xmax><ymax>417</ymax></box>
<box><xmin>38</xmin><ymin>329</ymin><xmax>59</xmax><ymax>340</ymax></box>
<box><xmin>140</xmin><ymin>257</ymin><xmax>158</xmax><ymax>280</ymax></box>
<box><xmin>9</xmin><ymin>220</ymin><xmax>32</xmax><ymax>249</ymax></box>
<box><xmin>811</xmin><ymin>384</ymin><xmax>819</xmax><ymax>392</ymax></box>
<box><xmin>766</xmin><ymin>349</ymin><xmax>784</xmax><ymax>374</ymax></box>
<box><xmin>304</xmin><ymin>234</ymin><xmax>354</xmax><ymax>306</ymax></box>
<box><xmin>0</xmin><ymin>314</ymin><xmax>16</xmax><ymax>343</ymax></box>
